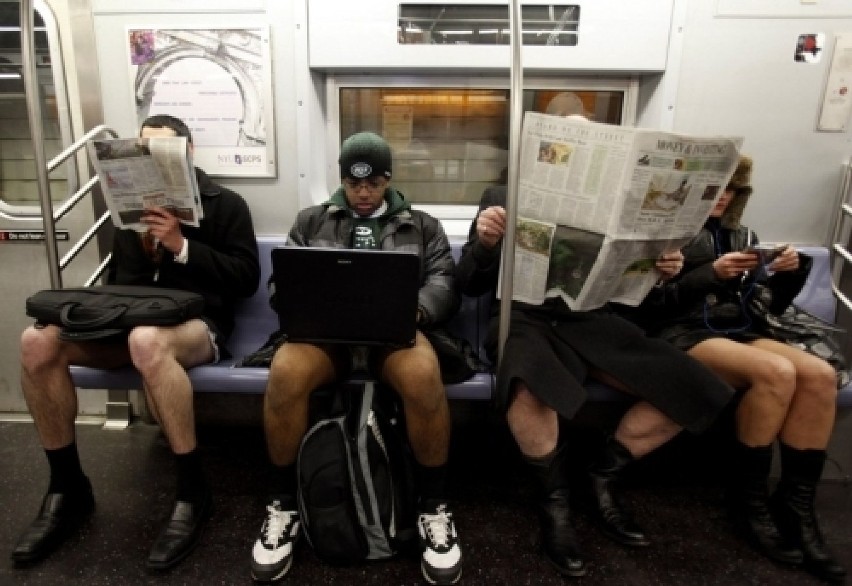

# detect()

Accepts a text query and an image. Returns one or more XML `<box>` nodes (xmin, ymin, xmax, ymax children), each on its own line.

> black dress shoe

<box><xmin>147</xmin><ymin>492</ymin><xmax>213</xmax><ymax>571</ymax></box>
<box><xmin>539</xmin><ymin>488</ymin><xmax>586</xmax><ymax>577</ymax></box>
<box><xmin>11</xmin><ymin>482</ymin><xmax>95</xmax><ymax>565</ymax></box>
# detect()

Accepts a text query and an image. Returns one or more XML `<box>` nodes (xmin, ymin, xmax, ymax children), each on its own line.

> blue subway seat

<box><xmin>69</xmin><ymin>239</ymin><xmax>849</xmax><ymax>407</ymax></box>
<box><xmin>69</xmin><ymin>236</ymin><xmax>495</xmax><ymax>400</ymax></box>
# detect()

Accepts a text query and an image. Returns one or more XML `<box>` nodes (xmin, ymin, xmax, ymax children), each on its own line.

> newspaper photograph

<box><xmin>505</xmin><ymin>112</ymin><xmax>742</xmax><ymax>310</ymax></box>
<box><xmin>86</xmin><ymin>136</ymin><xmax>202</xmax><ymax>231</ymax></box>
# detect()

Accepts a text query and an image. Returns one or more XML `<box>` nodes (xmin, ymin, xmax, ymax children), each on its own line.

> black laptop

<box><xmin>271</xmin><ymin>247</ymin><xmax>420</xmax><ymax>347</ymax></box>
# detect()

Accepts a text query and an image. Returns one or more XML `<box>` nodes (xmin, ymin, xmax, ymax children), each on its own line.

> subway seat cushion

<box><xmin>68</xmin><ymin>242</ymin><xmax>850</xmax><ymax>406</ymax></box>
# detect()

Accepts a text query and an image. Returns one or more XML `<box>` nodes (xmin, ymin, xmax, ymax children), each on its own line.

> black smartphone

<box><xmin>746</xmin><ymin>243</ymin><xmax>785</xmax><ymax>264</ymax></box>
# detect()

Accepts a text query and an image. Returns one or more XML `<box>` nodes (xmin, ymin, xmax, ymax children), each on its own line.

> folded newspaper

<box><xmin>86</xmin><ymin>136</ymin><xmax>202</xmax><ymax>231</ymax></box>
<box><xmin>503</xmin><ymin>112</ymin><xmax>743</xmax><ymax>311</ymax></box>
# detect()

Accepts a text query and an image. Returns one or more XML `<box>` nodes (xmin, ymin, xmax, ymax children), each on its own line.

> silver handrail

<box><xmin>20</xmin><ymin>0</ymin><xmax>116</xmax><ymax>289</ymax></box>
<box><xmin>60</xmin><ymin>211</ymin><xmax>111</xmax><ymax>271</ymax></box>
<box><xmin>830</xmin><ymin>160</ymin><xmax>852</xmax><ymax>313</ymax></box>
<box><xmin>48</xmin><ymin>124</ymin><xmax>119</xmax><ymax>172</ymax></box>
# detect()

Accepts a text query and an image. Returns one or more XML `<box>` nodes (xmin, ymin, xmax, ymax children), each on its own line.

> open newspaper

<box><xmin>86</xmin><ymin>136</ymin><xmax>202</xmax><ymax>231</ymax></box>
<box><xmin>505</xmin><ymin>112</ymin><xmax>742</xmax><ymax>311</ymax></box>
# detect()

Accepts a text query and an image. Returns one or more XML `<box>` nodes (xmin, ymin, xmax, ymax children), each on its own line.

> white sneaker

<box><xmin>250</xmin><ymin>498</ymin><xmax>300</xmax><ymax>583</ymax></box>
<box><xmin>418</xmin><ymin>502</ymin><xmax>463</xmax><ymax>585</ymax></box>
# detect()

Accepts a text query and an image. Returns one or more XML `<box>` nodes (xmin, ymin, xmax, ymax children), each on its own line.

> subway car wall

<box><xmin>0</xmin><ymin>0</ymin><xmax>850</xmax><ymax>421</ymax></box>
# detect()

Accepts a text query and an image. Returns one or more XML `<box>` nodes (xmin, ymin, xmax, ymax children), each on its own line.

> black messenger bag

<box><xmin>26</xmin><ymin>285</ymin><xmax>205</xmax><ymax>341</ymax></box>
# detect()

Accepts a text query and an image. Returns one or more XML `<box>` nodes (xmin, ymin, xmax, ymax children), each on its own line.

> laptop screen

<box><xmin>271</xmin><ymin>247</ymin><xmax>420</xmax><ymax>347</ymax></box>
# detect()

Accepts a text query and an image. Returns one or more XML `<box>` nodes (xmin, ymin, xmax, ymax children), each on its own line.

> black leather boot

<box><xmin>538</xmin><ymin>488</ymin><xmax>586</xmax><ymax>577</ymax></box>
<box><xmin>771</xmin><ymin>445</ymin><xmax>846</xmax><ymax>583</ymax></box>
<box><xmin>727</xmin><ymin>442</ymin><xmax>802</xmax><ymax>565</ymax></box>
<box><xmin>526</xmin><ymin>446</ymin><xmax>586</xmax><ymax>577</ymax></box>
<box><xmin>587</xmin><ymin>436</ymin><xmax>649</xmax><ymax>547</ymax></box>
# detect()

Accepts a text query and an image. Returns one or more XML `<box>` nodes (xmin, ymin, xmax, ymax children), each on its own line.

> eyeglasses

<box><xmin>343</xmin><ymin>177</ymin><xmax>386</xmax><ymax>191</ymax></box>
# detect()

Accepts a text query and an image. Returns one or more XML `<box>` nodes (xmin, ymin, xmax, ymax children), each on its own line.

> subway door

<box><xmin>0</xmin><ymin>0</ymin><xmax>108</xmax><ymax>417</ymax></box>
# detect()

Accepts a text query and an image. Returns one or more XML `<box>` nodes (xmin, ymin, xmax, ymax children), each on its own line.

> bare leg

<box><xmin>20</xmin><ymin>324</ymin><xmax>130</xmax><ymax>449</ymax></box>
<box><xmin>506</xmin><ymin>380</ymin><xmax>585</xmax><ymax>576</ymax></box>
<box><xmin>264</xmin><ymin>342</ymin><xmax>337</xmax><ymax>466</ymax></box>
<box><xmin>587</xmin><ymin>369</ymin><xmax>682</xmax><ymax>547</ymax></box>
<box><xmin>507</xmin><ymin>383</ymin><xmax>558</xmax><ymax>458</ymax></box>
<box><xmin>613</xmin><ymin>401</ymin><xmax>681</xmax><ymax>458</ymax></box>
<box><xmin>687</xmin><ymin>337</ymin><xmax>796</xmax><ymax>446</ymax></box>
<box><xmin>128</xmin><ymin>320</ymin><xmax>214</xmax><ymax>455</ymax></box>
<box><xmin>747</xmin><ymin>339</ymin><xmax>837</xmax><ymax>450</ymax></box>
<box><xmin>590</xmin><ymin>369</ymin><xmax>682</xmax><ymax>458</ymax></box>
<box><xmin>687</xmin><ymin>337</ymin><xmax>804</xmax><ymax>565</ymax></box>
<box><xmin>380</xmin><ymin>331</ymin><xmax>450</xmax><ymax>467</ymax></box>
<box><xmin>14</xmin><ymin>324</ymin><xmax>128</xmax><ymax>565</ymax></box>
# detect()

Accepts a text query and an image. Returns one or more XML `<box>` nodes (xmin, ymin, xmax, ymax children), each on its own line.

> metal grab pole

<box><xmin>21</xmin><ymin>0</ymin><xmax>62</xmax><ymax>288</ymax></box>
<box><xmin>497</xmin><ymin>0</ymin><xmax>524</xmax><ymax>364</ymax></box>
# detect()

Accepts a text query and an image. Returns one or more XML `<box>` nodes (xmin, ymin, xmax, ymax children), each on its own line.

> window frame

<box><xmin>324</xmin><ymin>73</ymin><xmax>638</xmax><ymax>226</ymax></box>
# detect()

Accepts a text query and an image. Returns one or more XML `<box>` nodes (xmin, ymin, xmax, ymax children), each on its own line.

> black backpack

<box><xmin>296</xmin><ymin>383</ymin><xmax>418</xmax><ymax>564</ymax></box>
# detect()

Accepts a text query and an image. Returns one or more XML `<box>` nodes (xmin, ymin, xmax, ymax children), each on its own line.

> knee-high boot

<box><xmin>587</xmin><ymin>436</ymin><xmax>649</xmax><ymax>547</ymax></box>
<box><xmin>771</xmin><ymin>444</ymin><xmax>846</xmax><ymax>583</ymax></box>
<box><xmin>526</xmin><ymin>444</ymin><xmax>586</xmax><ymax>577</ymax></box>
<box><xmin>727</xmin><ymin>441</ymin><xmax>803</xmax><ymax>565</ymax></box>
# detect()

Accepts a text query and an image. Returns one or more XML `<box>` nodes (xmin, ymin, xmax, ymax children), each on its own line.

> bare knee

<box><xmin>618</xmin><ymin>402</ymin><xmax>679</xmax><ymax>439</ymax></box>
<box><xmin>386</xmin><ymin>351</ymin><xmax>443</xmax><ymax>409</ymax></box>
<box><xmin>508</xmin><ymin>383</ymin><xmax>558</xmax><ymax>456</ymax></box>
<box><xmin>20</xmin><ymin>325</ymin><xmax>64</xmax><ymax>373</ymax></box>
<box><xmin>127</xmin><ymin>326</ymin><xmax>169</xmax><ymax>374</ymax></box>
<box><xmin>797</xmin><ymin>358</ymin><xmax>839</xmax><ymax>406</ymax></box>
<box><xmin>266</xmin><ymin>346</ymin><xmax>325</xmax><ymax>409</ymax></box>
<box><xmin>509</xmin><ymin>385</ymin><xmax>548</xmax><ymax>417</ymax></box>
<box><xmin>745</xmin><ymin>354</ymin><xmax>797</xmax><ymax>407</ymax></box>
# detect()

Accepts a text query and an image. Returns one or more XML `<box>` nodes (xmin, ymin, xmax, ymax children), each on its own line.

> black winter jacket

<box><xmin>635</xmin><ymin>219</ymin><xmax>811</xmax><ymax>338</ymax></box>
<box><xmin>106</xmin><ymin>168</ymin><xmax>260</xmax><ymax>340</ymax></box>
<box><xmin>274</xmin><ymin>187</ymin><xmax>459</xmax><ymax>326</ymax></box>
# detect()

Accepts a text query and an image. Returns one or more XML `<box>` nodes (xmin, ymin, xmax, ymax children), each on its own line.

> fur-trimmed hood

<box><xmin>721</xmin><ymin>155</ymin><xmax>753</xmax><ymax>229</ymax></box>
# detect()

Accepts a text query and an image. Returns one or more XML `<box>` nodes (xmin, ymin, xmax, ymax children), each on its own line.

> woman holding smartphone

<box><xmin>637</xmin><ymin>156</ymin><xmax>845</xmax><ymax>583</ymax></box>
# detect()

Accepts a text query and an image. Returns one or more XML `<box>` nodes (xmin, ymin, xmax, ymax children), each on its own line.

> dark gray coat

<box><xmin>456</xmin><ymin>187</ymin><xmax>734</xmax><ymax>434</ymax></box>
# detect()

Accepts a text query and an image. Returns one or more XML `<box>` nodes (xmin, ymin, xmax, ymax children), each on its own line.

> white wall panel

<box><xmin>309</xmin><ymin>0</ymin><xmax>674</xmax><ymax>72</ymax></box>
<box><xmin>662</xmin><ymin>2</ymin><xmax>852</xmax><ymax>246</ymax></box>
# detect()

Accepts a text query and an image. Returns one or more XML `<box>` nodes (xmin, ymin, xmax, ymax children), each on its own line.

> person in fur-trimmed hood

<box><xmin>641</xmin><ymin>155</ymin><xmax>846</xmax><ymax>583</ymax></box>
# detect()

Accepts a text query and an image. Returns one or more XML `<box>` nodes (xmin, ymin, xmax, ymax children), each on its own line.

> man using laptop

<box><xmin>250</xmin><ymin>132</ymin><xmax>463</xmax><ymax>585</ymax></box>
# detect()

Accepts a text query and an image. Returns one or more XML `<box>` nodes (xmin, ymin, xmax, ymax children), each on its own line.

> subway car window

<box><xmin>338</xmin><ymin>85</ymin><xmax>625</xmax><ymax>206</ymax></box>
<box><xmin>0</xmin><ymin>1</ymin><xmax>69</xmax><ymax>210</ymax></box>
<box><xmin>398</xmin><ymin>4</ymin><xmax>579</xmax><ymax>46</ymax></box>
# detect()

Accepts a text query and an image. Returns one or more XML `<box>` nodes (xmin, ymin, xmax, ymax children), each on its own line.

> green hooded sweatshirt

<box><xmin>327</xmin><ymin>187</ymin><xmax>410</xmax><ymax>249</ymax></box>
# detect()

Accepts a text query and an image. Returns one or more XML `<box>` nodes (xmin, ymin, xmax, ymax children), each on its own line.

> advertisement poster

<box><xmin>128</xmin><ymin>27</ymin><xmax>276</xmax><ymax>177</ymax></box>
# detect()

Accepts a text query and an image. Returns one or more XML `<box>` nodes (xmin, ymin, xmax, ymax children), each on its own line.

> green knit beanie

<box><xmin>338</xmin><ymin>132</ymin><xmax>392</xmax><ymax>180</ymax></box>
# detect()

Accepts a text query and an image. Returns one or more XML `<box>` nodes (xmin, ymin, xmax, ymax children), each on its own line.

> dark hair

<box><xmin>140</xmin><ymin>114</ymin><xmax>193</xmax><ymax>144</ymax></box>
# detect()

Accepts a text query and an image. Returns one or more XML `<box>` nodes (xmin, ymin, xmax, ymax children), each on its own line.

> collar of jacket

<box><xmin>195</xmin><ymin>168</ymin><xmax>221</xmax><ymax>198</ymax></box>
<box><xmin>325</xmin><ymin>186</ymin><xmax>412</xmax><ymax>220</ymax></box>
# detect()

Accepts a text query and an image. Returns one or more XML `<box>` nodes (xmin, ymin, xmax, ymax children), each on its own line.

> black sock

<box><xmin>175</xmin><ymin>449</ymin><xmax>207</xmax><ymax>502</ymax></box>
<box><xmin>270</xmin><ymin>463</ymin><xmax>297</xmax><ymax>508</ymax></box>
<box><xmin>417</xmin><ymin>463</ymin><xmax>448</xmax><ymax>506</ymax></box>
<box><xmin>46</xmin><ymin>443</ymin><xmax>87</xmax><ymax>494</ymax></box>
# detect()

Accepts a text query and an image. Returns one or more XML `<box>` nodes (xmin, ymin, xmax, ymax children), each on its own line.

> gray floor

<box><xmin>0</xmin><ymin>406</ymin><xmax>850</xmax><ymax>586</ymax></box>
